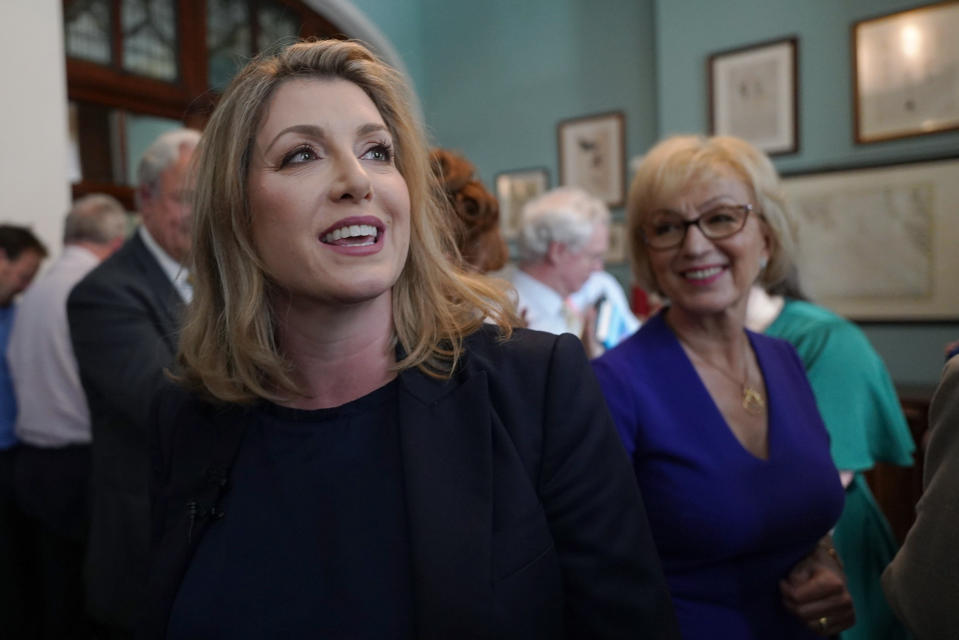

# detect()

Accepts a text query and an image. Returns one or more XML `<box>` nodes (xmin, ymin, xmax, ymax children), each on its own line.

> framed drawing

<box><xmin>605</xmin><ymin>221</ymin><xmax>628</xmax><ymax>264</ymax></box>
<box><xmin>853</xmin><ymin>1</ymin><xmax>959</xmax><ymax>143</ymax></box>
<box><xmin>708</xmin><ymin>37</ymin><xmax>798</xmax><ymax>155</ymax></box>
<box><xmin>494</xmin><ymin>167</ymin><xmax>549</xmax><ymax>239</ymax></box>
<box><xmin>557</xmin><ymin>111</ymin><xmax>626</xmax><ymax>207</ymax></box>
<box><xmin>781</xmin><ymin>155</ymin><xmax>959</xmax><ymax>321</ymax></box>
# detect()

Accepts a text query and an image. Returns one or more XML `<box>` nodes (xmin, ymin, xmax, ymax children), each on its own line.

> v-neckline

<box><xmin>672</xmin><ymin>325</ymin><xmax>774</xmax><ymax>463</ymax></box>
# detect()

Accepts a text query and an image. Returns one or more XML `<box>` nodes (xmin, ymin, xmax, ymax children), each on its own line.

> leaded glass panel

<box><xmin>207</xmin><ymin>0</ymin><xmax>251</xmax><ymax>90</ymax></box>
<box><xmin>65</xmin><ymin>0</ymin><xmax>112</xmax><ymax>65</ymax></box>
<box><xmin>257</xmin><ymin>2</ymin><xmax>300</xmax><ymax>53</ymax></box>
<box><xmin>122</xmin><ymin>0</ymin><xmax>178</xmax><ymax>81</ymax></box>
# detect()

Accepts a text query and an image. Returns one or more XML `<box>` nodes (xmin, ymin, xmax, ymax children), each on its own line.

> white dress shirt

<box><xmin>509</xmin><ymin>269</ymin><xmax>581</xmax><ymax>336</ymax></box>
<box><xmin>8</xmin><ymin>246</ymin><xmax>100</xmax><ymax>446</ymax></box>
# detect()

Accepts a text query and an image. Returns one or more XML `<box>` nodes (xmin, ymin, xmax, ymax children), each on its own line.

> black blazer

<box><xmin>68</xmin><ymin>231</ymin><xmax>184</xmax><ymax>630</ymax></box>
<box><xmin>144</xmin><ymin>327</ymin><xmax>678</xmax><ymax>639</ymax></box>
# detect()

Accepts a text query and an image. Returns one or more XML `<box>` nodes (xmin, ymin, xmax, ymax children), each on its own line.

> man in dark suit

<box><xmin>68</xmin><ymin>128</ymin><xmax>200</xmax><ymax>638</ymax></box>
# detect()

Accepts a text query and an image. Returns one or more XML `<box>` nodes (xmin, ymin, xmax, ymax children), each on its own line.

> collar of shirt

<box><xmin>138</xmin><ymin>225</ymin><xmax>192</xmax><ymax>303</ymax></box>
<box><xmin>513</xmin><ymin>269</ymin><xmax>563</xmax><ymax>326</ymax></box>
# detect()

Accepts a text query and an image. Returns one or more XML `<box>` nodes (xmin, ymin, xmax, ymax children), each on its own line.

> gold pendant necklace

<box><xmin>678</xmin><ymin>335</ymin><xmax>766</xmax><ymax>416</ymax></box>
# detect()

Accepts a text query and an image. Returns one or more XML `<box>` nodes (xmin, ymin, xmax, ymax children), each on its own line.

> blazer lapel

<box><xmin>397</xmin><ymin>366</ymin><xmax>493</xmax><ymax>639</ymax></box>
<box><xmin>128</xmin><ymin>232</ymin><xmax>184</xmax><ymax>348</ymax></box>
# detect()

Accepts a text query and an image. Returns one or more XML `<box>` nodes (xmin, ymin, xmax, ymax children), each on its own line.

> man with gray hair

<box><xmin>8</xmin><ymin>193</ymin><xmax>127</xmax><ymax>638</ymax></box>
<box><xmin>510</xmin><ymin>186</ymin><xmax>611</xmax><ymax>336</ymax></box>
<box><xmin>68</xmin><ymin>128</ymin><xmax>200</xmax><ymax>638</ymax></box>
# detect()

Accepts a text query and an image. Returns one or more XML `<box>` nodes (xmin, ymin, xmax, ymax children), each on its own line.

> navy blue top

<box><xmin>592</xmin><ymin>312</ymin><xmax>844</xmax><ymax>639</ymax></box>
<box><xmin>167</xmin><ymin>379</ymin><xmax>414</xmax><ymax>639</ymax></box>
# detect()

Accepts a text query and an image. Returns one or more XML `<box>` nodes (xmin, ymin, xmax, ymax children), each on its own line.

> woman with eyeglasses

<box><xmin>592</xmin><ymin>135</ymin><xmax>855</xmax><ymax>639</ymax></box>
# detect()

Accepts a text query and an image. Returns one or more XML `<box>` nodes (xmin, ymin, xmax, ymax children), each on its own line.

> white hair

<box><xmin>135</xmin><ymin>128</ymin><xmax>201</xmax><ymax>208</ymax></box>
<box><xmin>516</xmin><ymin>186</ymin><xmax>610</xmax><ymax>263</ymax></box>
<box><xmin>64</xmin><ymin>194</ymin><xmax>128</xmax><ymax>244</ymax></box>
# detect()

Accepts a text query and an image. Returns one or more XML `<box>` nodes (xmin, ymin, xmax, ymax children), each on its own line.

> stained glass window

<box><xmin>207</xmin><ymin>0</ymin><xmax>251</xmax><ymax>91</ymax></box>
<box><xmin>257</xmin><ymin>2</ymin><xmax>300</xmax><ymax>53</ymax></box>
<box><xmin>122</xmin><ymin>0</ymin><xmax>178</xmax><ymax>81</ymax></box>
<box><xmin>64</xmin><ymin>0</ymin><xmax>112</xmax><ymax>65</ymax></box>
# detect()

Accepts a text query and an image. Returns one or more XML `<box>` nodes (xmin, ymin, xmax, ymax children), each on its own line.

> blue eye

<box><xmin>362</xmin><ymin>143</ymin><xmax>393</xmax><ymax>162</ymax></box>
<box><xmin>280</xmin><ymin>145</ymin><xmax>317</xmax><ymax>167</ymax></box>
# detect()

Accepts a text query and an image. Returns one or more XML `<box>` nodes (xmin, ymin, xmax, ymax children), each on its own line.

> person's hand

<box><xmin>580</xmin><ymin>305</ymin><xmax>603</xmax><ymax>359</ymax></box>
<box><xmin>779</xmin><ymin>539</ymin><xmax>855</xmax><ymax>636</ymax></box>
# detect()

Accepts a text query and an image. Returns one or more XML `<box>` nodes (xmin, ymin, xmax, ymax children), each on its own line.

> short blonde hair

<box><xmin>626</xmin><ymin>135</ymin><xmax>795</xmax><ymax>295</ymax></box>
<box><xmin>178</xmin><ymin>39</ymin><xmax>517</xmax><ymax>404</ymax></box>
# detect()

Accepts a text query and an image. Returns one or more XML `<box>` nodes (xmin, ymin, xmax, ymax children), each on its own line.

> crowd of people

<box><xmin>0</xmin><ymin>37</ymin><xmax>952</xmax><ymax>639</ymax></box>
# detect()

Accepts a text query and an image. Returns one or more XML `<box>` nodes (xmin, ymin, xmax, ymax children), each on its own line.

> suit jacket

<box><xmin>68</xmin><ymin>231</ymin><xmax>184</xmax><ymax>630</ymax></box>
<box><xmin>882</xmin><ymin>355</ymin><xmax>959</xmax><ymax>640</ymax></box>
<box><xmin>144</xmin><ymin>327</ymin><xmax>678</xmax><ymax>639</ymax></box>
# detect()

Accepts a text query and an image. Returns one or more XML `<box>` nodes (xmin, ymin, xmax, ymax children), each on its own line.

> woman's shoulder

<box><xmin>465</xmin><ymin>323</ymin><xmax>570</xmax><ymax>356</ymax></box>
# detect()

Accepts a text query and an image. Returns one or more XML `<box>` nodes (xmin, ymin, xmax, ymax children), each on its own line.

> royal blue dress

<box><xmin>593</xmin><ymin>312</ymin><xmax>845</xmax><ymax>639</ymax></box>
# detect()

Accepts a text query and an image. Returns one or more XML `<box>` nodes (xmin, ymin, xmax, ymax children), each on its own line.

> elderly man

<box><xmin>9</xmin><ymin>195</ymin><xmax>127</xmax><ymax>639</ymax></box>
<box><xmin>510</xmin><ymin>187</ymin><xmax>611</xmax><ymax>335</ymax></box>
<box><xmin>0</xmin><ymin>225</ymin><xmax>47</xmax><ymax>637</ymax></box>
<box><xmin>68</xmin><ymin>128</ymin><xmax>200</xmax><ymax>638</ymax></box>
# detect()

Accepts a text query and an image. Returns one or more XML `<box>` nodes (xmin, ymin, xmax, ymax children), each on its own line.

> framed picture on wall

<box><xmin>853</xmin><ymin>1</ymin><xmax>959</xmax><ymax>143</ymax></box>
<box><xmin>494</xmin><ymin>167</ymin><xmax>550</xmax><ymax>239</ymax></box>
<box><xmin>557</xmin><ymin>111</ymin><xmax>626</xmax><ymax>208</ymax></box>
<box><xmin>781</xmin><ymin>155</ymin><xmax>959</xmax><ymax>321</ymax></box>
<box><xmin>606</xmin><ymin>221</ymin><xmax>628</xmax><ymax>264</ymax></box>
<box><xmin>708</xmin><ymin>37</ymin><xmax>798</xmax><ymax>155</ymax></box>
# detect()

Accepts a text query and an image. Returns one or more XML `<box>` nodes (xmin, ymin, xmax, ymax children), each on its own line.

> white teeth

<box><xmin>685</xmin><ymin>266</ymin><xmax>722</xmax><ymax>280</ymax></box>
<box><xmin>322</xmin><ymin>224</ymin><xmax>378</xmax><ymax>244</ymax></box>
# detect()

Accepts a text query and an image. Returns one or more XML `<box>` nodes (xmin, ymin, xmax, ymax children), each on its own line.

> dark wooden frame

<box><xmin>556</xmin><ymin>111</ymin><xmax>626</xmax><ymax>208</ymax></box>
<box><xmin>708</xmin><ymin>36</ymin><xmax>799</xmax><ymax>155</ymax></box>
<box><xmin>64</xmin><ymin>0</ymin><xmax>342</xmax><ymax>208</ymax></box>
<box><xmin>852</xmin><ymin>0</ymin><xmax>959</xmax><ymax>144</ymax></box>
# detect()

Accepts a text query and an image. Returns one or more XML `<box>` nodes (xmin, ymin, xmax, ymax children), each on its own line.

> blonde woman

<box><xmin>143</xmin><ymin>40</ymin><xmax>676</xmax><ymax>639</ymax></box>
<box><xmin>593</xmin><ymin>135</ymin><xmax>854</xmax><ymax>638</ymax></box>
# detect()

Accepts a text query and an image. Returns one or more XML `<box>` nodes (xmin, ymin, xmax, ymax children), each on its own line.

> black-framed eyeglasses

<box><xmin>641</xmin><ymin>204</ymin><xmax>755</xmax><ymax>250</ymax></box>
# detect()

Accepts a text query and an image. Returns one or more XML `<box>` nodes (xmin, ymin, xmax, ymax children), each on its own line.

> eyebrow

<box><xmin>262</xmin><ymin>122</ymin><xmax>391</xmax><ymax>156</ymax></box>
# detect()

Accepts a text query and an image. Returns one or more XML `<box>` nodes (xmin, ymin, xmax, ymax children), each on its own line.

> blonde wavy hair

<box><xmin>177</xmin><ymin>39</ymin><xmax>517</xmax><ymax>404</ymax></box>
<box><xmin>626</xmin><ymin>135</ymin><xmax>796</xmax><ymax>296</ymax></box>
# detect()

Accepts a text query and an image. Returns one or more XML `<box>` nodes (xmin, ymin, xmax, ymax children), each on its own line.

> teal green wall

<box><xmin>348</xmin><ymin>0</ymin><xmax>426</xmax><ymax>95</ymax></box>
<box><xmin>654</xmin><ymin>0</ymin><xmax>959</xmax><ymax>386</ymax></box>
<box><xmin>416</xmin><ymin>0</ymin><xmax>657</xmax><ymax>203</ymax></box>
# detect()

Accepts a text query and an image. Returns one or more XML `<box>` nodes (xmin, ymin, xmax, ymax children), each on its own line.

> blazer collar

<box><xmin>127</xmin><ymin>232</ymin><xmax>184</xmax><ymax>345</ymax></box>
<box><xmin>397</xmin><ymin>362</ymin><xmax>494</xmax><ymax>639</ymax></box>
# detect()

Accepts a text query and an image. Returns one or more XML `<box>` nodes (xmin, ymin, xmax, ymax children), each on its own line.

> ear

<box><xmin>137</xmin><ymin>184</ymin><xmax>154</xmax><ymax>212</ymax></box>
<box><xmin>758</xmin><ymin>217</ymin><xmax>773</xmax><ymax>269</ymax></box>
<box><xmin>545</xmin><ymin>241</ymin><xmax>566</xmax><ymax>266</ymax></box>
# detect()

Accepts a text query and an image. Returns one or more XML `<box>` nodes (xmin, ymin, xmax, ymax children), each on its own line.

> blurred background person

<box><xmin>882</xmin><ymin>354</ymin><xmax>959</xmax><ymax>640</ymax></box>
<box><xmin>430</xmin><ymin>147</ymin><xmax>508</xmax><ymax>273</ymax></box>
<box><xmin>747</xmin><ymin>270</ymin><xmax>914</xmax><ymax>640</ymax></box>
<box><xmin>68</xmin><ymin>128</ymin><xmax>200</xmax><ymax>639</ymax></box>
<box><xmin>0</xmin><ymin>224</ymin><xmax>47</xmax><ymax>638</ymax></box>
<box><xmin>8</xmin><ymin>194</ymin><xmax>127</xmax><ymax>640</ymax></box>
<box><xmin>144</xmin><ymin>40</ymin><xmax>677</xmax><ymax>639</ymax></box>
<box><xmin>593</xmin><ymin>135</ymin><xmax>855</xmax><ymax>638</ymax></box>
<box><xmin>508</xmin><ymin>186</ymin><xmax>638</xmax><ymax>354</ymax></box>
<box><xmin>509</xmin><ymin>186</ymin><xmax>609</xmax><ymax>336</ymax></box>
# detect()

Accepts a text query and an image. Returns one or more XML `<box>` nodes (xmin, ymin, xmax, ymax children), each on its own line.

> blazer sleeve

<box><xmin>537</xmin><ymin>333</ymin><xmax>678</xmax><ymax>639</ymax></box>
<box><xmin>882</xmin><ymin>356</ymin><xmax>959</xmax><ymax>640</ymax></box>
<box><xmin>68</xmin><ymin>268</ymin><xmax>176</xmax><ymax>435</ymax></box>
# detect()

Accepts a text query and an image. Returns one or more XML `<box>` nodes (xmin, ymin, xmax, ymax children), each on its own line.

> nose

<box><xmin>680</xmin><ymin>220</ymin><xmax>712</xmax><ymax>255</ymax></box>
<box><xmin>329</xmin><ymin>153</ymin><xmax>372</xmax><ymax>202</ymax></box>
